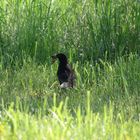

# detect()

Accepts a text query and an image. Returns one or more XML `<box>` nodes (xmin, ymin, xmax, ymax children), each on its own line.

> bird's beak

<box><xmin>51</xmin><ymin>56</ymin><xmax>57</xmax><ymax>64</ymax></box>
<box><xmin>51</xmin><ymin>58</ymin><xmax>56</xmax><ymax>64</ymax></box>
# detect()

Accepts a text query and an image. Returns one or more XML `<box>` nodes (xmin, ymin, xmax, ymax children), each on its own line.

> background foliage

<box><xmin>0</xmin><ymin>0</ymin><xmax>140</xmax><ymax>65</ymax></box>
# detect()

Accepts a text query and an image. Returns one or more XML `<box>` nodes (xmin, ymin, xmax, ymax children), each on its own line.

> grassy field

<box><xmin>0</xmin><ymin>0</ymin><xmax>140</xmax><ymax>140</ymax></box>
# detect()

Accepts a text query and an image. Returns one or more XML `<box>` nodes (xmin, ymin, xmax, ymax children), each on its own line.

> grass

<box><xmin>0</xmin><ymin>0</ymin><xmax>140</xmax><ymax>64</ymax></box>
<box><xmin>0</xmin><ymin>0</ymin><xmax>140</xmax><ymax>139</ymax></box>
<box><xmin>0</xmin><ymin>54</ymin><xmax>140</xmax><ymax>140</ymax></box>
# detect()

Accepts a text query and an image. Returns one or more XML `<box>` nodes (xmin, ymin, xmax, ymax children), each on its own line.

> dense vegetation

<box><xmin>0</xmin><ymin>0</ymin><xmax>140</xmax><ymax>139</ymax></box>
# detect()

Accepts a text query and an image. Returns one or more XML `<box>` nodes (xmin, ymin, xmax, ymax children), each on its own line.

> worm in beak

<box><xmin>51</xmin><ymin>55</ymin><xmax>57</xmax><ymax>64</ymax></box>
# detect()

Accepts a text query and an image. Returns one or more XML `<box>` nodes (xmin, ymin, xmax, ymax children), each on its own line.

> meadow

<box><xmin>0</xmin><ymin>0</ymin><xmax>140</xmax><ymax>139</ymax></box>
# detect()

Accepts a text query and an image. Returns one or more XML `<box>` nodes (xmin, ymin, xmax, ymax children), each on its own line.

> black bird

<box><xmin>51</xmin><ymin>53</ymin><xmax>75</xmax><ymax>88</ymax></box>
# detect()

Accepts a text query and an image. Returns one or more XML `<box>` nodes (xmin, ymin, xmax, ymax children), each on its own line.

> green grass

<box><xmin>0</xmin><ymin>0</ymin><xmax>140</xmax><ymax>139</ymax></box>
<box><xmin>0</xmin><ymin>54</ymin><xmax>140</xmax><ymax>140</ymax></box>
<box><xmin>0</xmin><ymin>0</ymin><xmax>140</xmax><ymax>64</ymax></box>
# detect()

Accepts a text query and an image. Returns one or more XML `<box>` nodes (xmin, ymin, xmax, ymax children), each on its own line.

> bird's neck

<box><xmin>59</xmin><ymin>62</ymin><xmax>67</xmax><ymax>67</ymax></box>
<box><xmin>58</xmin><ymin>63</ymin><xmax>68</xmax><ymax>72</ymax></box>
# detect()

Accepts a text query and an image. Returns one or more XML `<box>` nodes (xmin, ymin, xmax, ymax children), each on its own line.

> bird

<box><xmin>51</xmin><ymin>53</ymin><xmax>75</xmax><ymax>88</ymax></box>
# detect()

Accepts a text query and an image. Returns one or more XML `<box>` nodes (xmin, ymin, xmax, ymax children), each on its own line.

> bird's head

<box><xmin>51</xmin><ymin>53</ymin><xmax>68</xmax><ymax>64</ymax></box>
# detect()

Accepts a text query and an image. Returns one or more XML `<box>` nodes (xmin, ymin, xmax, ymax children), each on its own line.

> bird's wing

<box><xmin>66</xmin><ymin>64</ymin><xmax>76</xmax><ymax>87</ymax></box>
